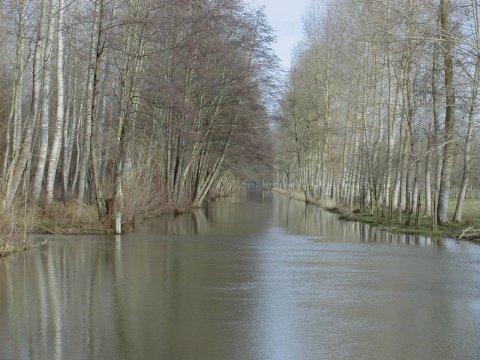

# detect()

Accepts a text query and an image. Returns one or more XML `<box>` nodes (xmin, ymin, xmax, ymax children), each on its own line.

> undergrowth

<box><xmin>35</xmin><ymin>202</ymin><xmax>108</xmax><ymax>235</ymax></box>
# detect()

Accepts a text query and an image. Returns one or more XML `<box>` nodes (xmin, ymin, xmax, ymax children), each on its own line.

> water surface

<box><xmin>1</xmin><ymin>192</ymin><xmax>479</xmax><ymax>359</ymax></box>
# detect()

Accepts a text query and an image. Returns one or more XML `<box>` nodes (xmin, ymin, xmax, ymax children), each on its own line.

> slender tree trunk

<box><xmin>46</xmin><ymin>0</ymin><xmax>66</xmax><ymax>203</ymax></box>
<box><xmin>89</xmin><ymin>0</ymin><xmax>108</xmax><ymax>218</ymax></box>
<box><xmin>2</xmin><ymin>0</ymin><xmax>26</xmax><ymax>179</ymax></box>
<box><xmin>424</xmin><ymin>130</ymin><xmax>432</xmax><ymax>217</ymax></box>
<box><xmin>62</xmin><ymin>67</ymin><xmax>75</xmax><ymax>200</ymax></box>
<box><xmin>113</xmin><ymin>0</ymin><xmax>147</xmax><ymax>215</ymax></box>
<box><xmin>437</xmin><ymin>0</ymin><xmax>456</xmax><ymax>225</ymax></box>
<box><xmin>32</xmin><ymin>0</ymin><xmax>55</xmax><ymax>203</ymax></box>
<box><xmin>2</xmin><ymin>0</ymin><xmax>47</xmax><ymax>209</ymax></box>
<box><xmin>454</xmin><ymin>1</ymin><xmax>479</xmax><ymax>221</ymax></box>
<box><xmin>77</xmin><ymin>0</ymin><xmax>103</xmax><ymax>203</ymax></box>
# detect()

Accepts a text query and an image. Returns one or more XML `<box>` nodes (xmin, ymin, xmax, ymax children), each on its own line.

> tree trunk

<box><xmin>32</xmin><ymin>0</ymin><xmax>55</xmax><ymax>203</ymax></box>
<box><xmin>454</xmin><ymin>1</ymin><xmax>479</xmax><ymax>222</ymax></box>
<box><xmin>46</xmin><ymin>0</ymin><xmax>66</xmax><ymax>203</ymax></box>
<box><xmin>77</xmin><ymin>0</ymin><xmax>103</xmax><ymax>203</ymax></box>
<box><xmin>89</xmin><ymin>0</ymin><xmax>107</xmax><ymax>218</ymax></box>
<box><xmin>424</xmin><ymin>135</ymin><xmax>432</xmax><ymax>217</ymax></box>
<box><xmin>2</xmin><ymin>0</ymin><xmax>47</xmax><ymax>209</ymax></box>
<box><xmin>2</xmin><ymin>0</ymin><xmax>26</xmax><ymax>179</ymax></box>
<box><xmin>437</xmin><ymin>0</ymin><xmax>456</xmax><ymax>225</ymax></box>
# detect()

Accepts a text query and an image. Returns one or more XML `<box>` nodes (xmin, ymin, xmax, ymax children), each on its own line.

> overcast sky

<box><xmin>248</xmin><ymin>0</ymin><xmax>311</xmax><ymax>71</ymax></box>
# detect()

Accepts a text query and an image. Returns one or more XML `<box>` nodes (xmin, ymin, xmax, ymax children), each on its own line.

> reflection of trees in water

<box><xmin>140</xmin><ymin>191</ymin><xmax>274</xmax><ymax>236</ymax></box>
<box><xmin>273</xmin><ymin>194</ymin><xmax>443</xmax><ymax>246</ymax></box>
<box><xmin>0</xmin><ymin>238</ymin><xmax>136</xmax><ymax>360</ymax></box>
<box><xmin>0</xmin><ymin>235</ymin><xmax>187</xmax><ymax>359</ymax></box>
<box><xmin>0</xmin><ymin>229</ymin><xmax>264</xmax><ymax>360</ymax></box>
<box><xmin>137</xmin><ymin>209</ymin><xmax>209</xmax><ymax>235</ymax></box>
<box><xmin>141</xmin><ymin>192</ymin><xmax>443</xmax><ymax>245</ymax></box>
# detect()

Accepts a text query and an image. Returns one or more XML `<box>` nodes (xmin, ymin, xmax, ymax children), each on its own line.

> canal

<box><xmin>1</xmin><ymin>191</ymin><xmax>479</xmax><ymax>359</ymax></box>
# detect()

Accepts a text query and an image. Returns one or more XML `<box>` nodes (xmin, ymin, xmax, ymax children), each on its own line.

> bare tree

<box><xmin>46</xmin><ymin>0</ymin><xmax>66</xmax><ymax>203</ymax></box>
<box><xmin>32</xmin><ymin>0</ymin><xmax>56</xmax><ymax>203</ymax></box>
<box><xmin>454</xmin><ymin>0</ymin><xmax>479</xmax><ymax>222</ymax></box>
<box><xmin>437</xmin><ymin>0</ymin><xmax>456</xmax><ymax>225</ymax></box>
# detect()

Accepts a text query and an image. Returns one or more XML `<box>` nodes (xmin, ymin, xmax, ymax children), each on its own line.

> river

<box><xmin>0</xmin><ymin>191</ymin><xmax>479</xmax><ymax>360</ymax></box>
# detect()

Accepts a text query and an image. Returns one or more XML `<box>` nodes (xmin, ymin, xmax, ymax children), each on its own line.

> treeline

<box><xmin>275</xmin><ymin>0</ymin><xmax>479</xmax><ymax>225</ymax></box>
<box><xmin>0</xmin><ymin>0</ymin><xmax>276</xmax><ymax>221</ymax></box>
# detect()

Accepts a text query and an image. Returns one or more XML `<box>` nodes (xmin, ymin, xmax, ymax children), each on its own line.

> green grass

<box><xmin>447</xmin><ymin>198</ymin><xmax>480</xmax><ymax>224</ymax></box>
<box><xmin>343</xmin><ymin>213</ymin><xmax>468</xmax><ymax>239</ymax></box>
<box><xmin>341</xmin><ymin>198</ymin><xmax>479</xmax><ymax>240</ymax></box>
<box><xmin>276</xmin><ymin>188</ymin><xmax>480</xmax><ymax>240</ymax></box>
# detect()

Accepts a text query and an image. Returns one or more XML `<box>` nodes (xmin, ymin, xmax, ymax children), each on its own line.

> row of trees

<box><xmin>275</xmin><ymin>0</ymin><xmax>479</xmax><ymax>225</ymax></box>
<box><xmin>0</xmin><ymin>0</ymin><xmax>276</xmax><ymax>221</ymax></box>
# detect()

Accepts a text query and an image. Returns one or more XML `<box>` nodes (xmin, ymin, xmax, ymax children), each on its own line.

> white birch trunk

<box><xmin>45</xmin><ymin>0</ymin><xmax>65</xmax><ymax>203</ymax></box>
<box><xmin>32</xmin><ymin>0</ymin><xmax>55</xmax><ymax>203</ymax></box>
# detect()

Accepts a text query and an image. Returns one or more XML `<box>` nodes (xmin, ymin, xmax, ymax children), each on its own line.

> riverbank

<box><xmin>3</xmin><ymin>191</ymin><xmax>479</xmax><ymax>360</ymax></box>
<box><xmin>272</xmin><ymin>188</ymin><xmax>480</xmax><ymax>241</ymax></box>
<box><xmin>0</xmin><ymin>192</ymin><xmax>238</xmax><ymax>256</ymax></box>
<box><xmin>0</xmin><ymin>237</ymin><xmax>29</xmax><ymax>257</ymax></box>
<box><xmin>0</xmin><ymin>202</ymin><xmax>107</xmax><ymax>257</ymax></box>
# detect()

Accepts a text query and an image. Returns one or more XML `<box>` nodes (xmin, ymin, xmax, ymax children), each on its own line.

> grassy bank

<box><xmin>33</xmin><ymin>202</ymin><xmax>111</xmax><ymax>235</ymax></box>
<box><xmin>272</xmin><ymin>188</ymin><xmax>480</xmax><ymax>241</ymax></box>
<box><xmin>0</xmin><ymin>202</ymin><xmax>110</xmax><ymax>257</ymax></box>
<box><xmin>0</xmin><ymin>192</ymin><xmax>237</xmax><ymax>256</ymax></box>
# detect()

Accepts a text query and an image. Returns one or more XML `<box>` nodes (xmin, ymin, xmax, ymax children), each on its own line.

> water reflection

<box><xmin>0</xmin><ymin>191</ymin><xmax>479</xmax><ymax>360</ymax></box>
<box><xmin>142</xmin><ymin>191</ymin><xmax>443</xmax><ymax>247</ymax></box>
<box><xmin>272</xmin><ymin>194</ymin><xmax>444</xmax><ymax>246</ymax></box>
<box><xmin>138</xmin><ymin>191</ymin><xmax>275</xmax><ymax>236</ymax></box>
<box><xmin>0</xmin><ymin>232</ymin><xmax>267</xmax><ymax>360</ymax></box>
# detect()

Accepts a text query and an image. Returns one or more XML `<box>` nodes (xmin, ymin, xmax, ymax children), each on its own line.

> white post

<box><xmin>115</xmin><ymin>212</ymin><xmax>122</xmax><ymax>234</ymax></box>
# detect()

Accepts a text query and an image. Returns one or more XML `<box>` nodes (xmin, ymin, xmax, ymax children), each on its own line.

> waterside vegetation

<box><xmin>273</xmin><ymin>188</ymin><xmax>479</xmax><ymax>241</ymax></box>
<box><xmin>0</xmin><ymin>0</ymin><xmax>276</xmax><ymax>255</ymax></box>
<box><xmin>273</xmin><ymin>0</ymin><xmax>480</xmax><ymax>239</ymax></box>
<box><xmin>2</xmin><ymin>0</ymin><xmax>480</xmax><ymax>254</ymax></box>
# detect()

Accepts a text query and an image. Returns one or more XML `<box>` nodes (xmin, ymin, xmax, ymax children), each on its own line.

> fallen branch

<box><xmin>459</xmin><ymin>227</ymin><xmax>480</xmax><ymax>240</ymax></box>
<box><xmin>33</xmin><ymin>223</ymin><xmax>59</xmax><ymax>235</ymax></box>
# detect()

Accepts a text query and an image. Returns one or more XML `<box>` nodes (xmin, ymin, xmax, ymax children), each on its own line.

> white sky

<box><xmin>248</xmin><ymin>0</ymin><xmax>311</xmax><ymax>71</ymax></box>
